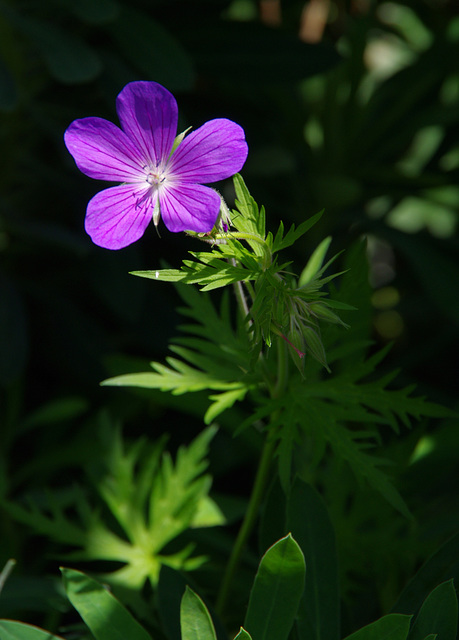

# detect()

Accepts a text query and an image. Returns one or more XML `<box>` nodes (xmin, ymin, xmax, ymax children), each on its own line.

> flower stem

<box><xmin>215</xmin><ymin>435</ymin><xmax>276</xmax><ymax>617</ymax></box>
<box><xmin>215</xmin><ymin>337</ymin><xmax>288</xmax><ymax>618</ymax></box>
<box><xmin>231</xmin><ymin>258</ymin><xmax>251</xmax><ymax>322</ymax></box>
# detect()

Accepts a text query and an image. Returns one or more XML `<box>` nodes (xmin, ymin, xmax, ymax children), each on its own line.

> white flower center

<box><xmin>145</xmin><ymin>167</ymin><xmax>167</xmax><ymax>188</ymax></box>
<box><xmin>139</xmin><ymin>165</ymin><xmax>169</xmax><ymax>226</ymax></box>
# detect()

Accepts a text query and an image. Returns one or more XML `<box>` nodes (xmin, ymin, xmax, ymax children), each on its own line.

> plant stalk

<box><xmin>215</xmin><ymin>435</ymin><xmax>276</xmax><ymax>616</ymax></box>
<box><xmin>216</xmin><ymin>338</ymin><xmax>288</xmax><ymax>617</ymax></box>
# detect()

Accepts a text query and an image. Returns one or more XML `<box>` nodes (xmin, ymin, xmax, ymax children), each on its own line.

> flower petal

<box><xmin>116</xmin><ymin>81</ymin><xmax>178</xmax><ymax>167</ymax></box>
<box><xmin>64</xmin><ymin>117</ymin><xmax>145</xmax><ymax>182</ymax></box>
<box><xmin>159</xmin><ymin>183</ymin><xmax>221</xmax><ymax>233</ymax></box>
<box><xmin>168</xmin><ymin>119</ymin><xmax>248</xmax><ymax>183</ymax></box>
<box><xmin>84</xmin><ymin>184</ymin><xmax>153</xmax><ymax>249</ymax></box>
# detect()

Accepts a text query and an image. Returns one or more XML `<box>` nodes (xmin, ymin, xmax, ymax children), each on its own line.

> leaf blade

<box><xmin>61</xmin><ymin>567</ymin><xmax>152</xmax><ymax>640</ymax></box>
<box><xmin>180</xmin><ymin>586</ymin><xmax>217</xmax><ymax>640</ymax></box>
<box><xmin>244</xmin><ymin>534</ymin><xmax>306</xmax><ymax>640</ymax></box>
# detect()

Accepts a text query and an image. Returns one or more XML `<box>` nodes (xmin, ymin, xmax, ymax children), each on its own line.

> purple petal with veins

<box><xmin>116</xmin><ymin>81</ymin><xmax>178</xmax><ymax>167</ymax></box>
<box><xmin>64</xmin><ymin>118</ymin><xmax>145</xmax><ymax>182</ymax></box>
<box><xmin>84</xmin><ymin>184</ymin><xmax>153</xmax><ymax>250</ymax></box>
<box><xmin>169</xmin><ymin>119</ymin><xmax>248</xmax><ymax>183</ymax></box>
<box><xmin>160</xmin><ymin>183</ymin><xmax>221</xmax><ymax>233</ymax></box>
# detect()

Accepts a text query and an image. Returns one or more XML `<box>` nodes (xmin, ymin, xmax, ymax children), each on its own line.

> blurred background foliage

<box><xmin>0</xmin><ymin>0</ymin><xmax>458</xmax><ymax>635</ymax></box>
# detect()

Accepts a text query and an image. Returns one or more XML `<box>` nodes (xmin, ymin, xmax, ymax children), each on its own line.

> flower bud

<box><xmin>301</xmin><ymin>325</ymin><xmax>330</xmax><ymax>371</ymax></box>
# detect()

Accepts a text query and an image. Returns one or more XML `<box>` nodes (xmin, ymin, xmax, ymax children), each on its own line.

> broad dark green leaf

<box><xmin>108</xmin><ymin>6</ymin><xmax>194</xmax><ymax>91</ymax></box>
<box><xmin>4</xmin><ymin>8</ymin><xmax>102</xmax><ymax>83</ymax></box>
<box><xmin>286</xmin><ymin>480</ymin><xmax>339</xmax><ymax>640</ymax></box>
<box><xmin>180</xmin><ymin>586</ymin><xmax>217</xmax><ymax>640</ymax></box>
<box><xmin>61</xmin><ymin>568</ymin><xmax>152</xmax><ymax>640</ymax></box>
<box><xmin>343</xmin><ymin>614</ymin><xmax>412</xmax><ymax>640</ymax></box>
<box><xmin>244</xmin><ymin>534</ymin><xmax>306</xmax><ymax>640</ymax></box>
<box><xmin>407</xmin><ymin>580</ymin><xmax>458</xmax><ymax>640</ymax></box>
<box><xmin>0</xmin><ymin>620</ymin><xmax>65</xmax><ymax>640</ymax></box>
<box><xmin>392</xmin><ymin>533</ymin><xmax>459</xmax><ymax>615</ymax></box>
<box><xmin>259</xmin><ymin>479</ymin><xmax>287</xmax><ymax>556</ymax></box>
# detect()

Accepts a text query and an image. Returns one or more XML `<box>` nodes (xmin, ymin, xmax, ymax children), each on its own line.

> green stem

<box><xmin>215</xmin><ymin>435</ymin><xmax>276</xmax><ymax>617</ymax></box>
<box><xmin>231</xmin><ymin>259</ymin><xmax>251</xmax><ymax>322</ymax></box>
<box><xmin>215</xmin><ymin>337</ymin><xmax>288</xmax><ymax>617</ymax></box>
<box><xmin>273</xmin><ymin>336</ymin><xmax>289</xmax><ymax>399</ymax></box>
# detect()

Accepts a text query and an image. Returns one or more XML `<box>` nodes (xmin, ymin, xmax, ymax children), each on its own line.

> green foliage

<box><xmin>105</xmin><ymin>186</ymin><xmax>450</xmax><ymax>518</ymax></box>
<box><xmin>244</xmin><ymin>534</ymin><xmax>306</xmax><ymax>640</ymax></box>
<box><xmin>0</xmin><ymin>620</ymin><xmax>65</xmax><ymax>639</ymax></box>
<box><xmin>286</xmin><ymin>481</ymin><xmax>340</xmax><ymax>640</ymax></box>
<box><xmin>252</xmin><ymin>342</ymin><xmax>448</xmax><ymax>515</ymax></box>
<box><xmin>104</xmin><ymin>285</ymin><xmax>256</xmax><ymax>424</ymax></box>
<box><xmin>61</xmin><ymin>568</ymin><xmax>152</xmax><ymax>640</ymax></box>
<box><xmin>1</xmin><ymin>423</ymin><xmax>221</xmax><ymax>590</ymax></box>
<box><xmin>406</xmin><ymin>580</ymin><xmax>458</xmax><ymax>640</ymax></box>
<box><xmin>2</xmin><ymin>2</ymin><xmax>459</xmax><ymax>640</ymax></box>
<box><xmin>130</xmin><ymin>175</ymin><xmax>343</xmax><ymax>362</ymax></box>
<box><xmin>180</xmin><ymin>586</ymin><xmax>217</xmax><ymax>640</ymax></box>
<box><xmin>342</xmin><ymin>614</ymin><xmax>412</xmax><ymax>640</ymax></box>
<box><xmin>392</xmin><ymin>532</ymin><xmax>459</xmax><ymax>616</ymax></box>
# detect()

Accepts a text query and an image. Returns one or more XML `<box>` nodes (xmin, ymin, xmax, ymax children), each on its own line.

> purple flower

<box><xmin>64</xmin><ymin>81</ymin><xmax>248</xmax><ymax>249</ymax></box>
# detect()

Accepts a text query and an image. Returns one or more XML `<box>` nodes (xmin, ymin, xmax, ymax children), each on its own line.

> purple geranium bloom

<box><xmin>64</xmin><ymin>81</ymin><xmax>248</xmax><ymax>249</ymax></box>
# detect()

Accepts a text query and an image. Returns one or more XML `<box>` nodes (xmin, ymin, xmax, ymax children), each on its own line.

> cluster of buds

<box><xmin>270</xmin><ymin>237</ymin><xmax>350</xmax><ymax>373</ymax></box>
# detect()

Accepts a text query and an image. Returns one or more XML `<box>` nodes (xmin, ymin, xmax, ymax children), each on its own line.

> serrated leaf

<box><xmin>232</xmin><ymin>174</ymin><xmax>266</xmax><ymax>248</ymax></box>
<box><xmin>297</xmin><ymin>396</ymin><xmax>412</xmax><ymax>517</ymax></box>
<box><xmin>191</xmin><ymin>495</ymin><xmax>226</xmax><ymax>528</ymax></box>
<box><xmin>272</xmin><ymin>212</ymin><xmax>323</xmax><ymax>254</ymax></box>
<box><xmin>148</xmin><ymin>426</ymin><xmax>218</xmax><ymax>553</ymax></box>
<box><xmin>204</xmin><ymin>387</ymin><xmax>250</xmax><ymax>424</ymax></box>
<box><xmin>104</xmin><ymin>286</ymin><xmax>256</xmax><ymax>421</ymax></box>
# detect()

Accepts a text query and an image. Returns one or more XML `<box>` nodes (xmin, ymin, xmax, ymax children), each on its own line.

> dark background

<box><xmin>1</xmin><ymin>0</ymin><xmax>458</xmax><ymax>632</ymax></box>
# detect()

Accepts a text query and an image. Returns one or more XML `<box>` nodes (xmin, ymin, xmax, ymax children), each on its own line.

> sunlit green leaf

<box><xmin>299</xmin><ymin>236</ymin><xmax>332</xmax><ymax>286</ymax></box>
<box><xmin>244</xmin><ymin>534</ymin><xmax>306</xmax><ymax>640</ymax></box>
<box><xmin>0</xmin><ymin>620</ymin><xmax>65</xmax><ymax>640</ymax></box>
<box><xmin>61</xmin><ymin>568</ymin><xmax>152</xmax><ymax>640</ymax></box>
<box><xmin>180</xmin><ymin>586</ymin><xmax>217</xmax><ymax>640</ymax></box>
